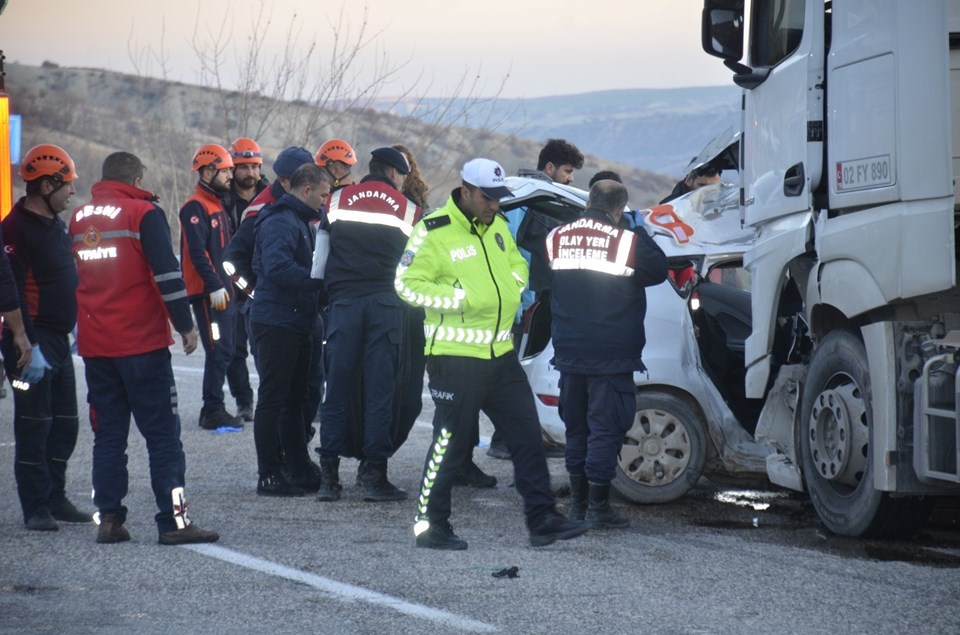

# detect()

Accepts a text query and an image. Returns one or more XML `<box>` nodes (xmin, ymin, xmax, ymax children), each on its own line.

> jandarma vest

<box><xmin>545</xmin><ymin>213</ymin><xmax>650</xmax><ymax>364</ymax></box>
<box><xmin>324</xmin><ymin>176</ymin><xmax>421</xmax><ymax>299</ymax></box>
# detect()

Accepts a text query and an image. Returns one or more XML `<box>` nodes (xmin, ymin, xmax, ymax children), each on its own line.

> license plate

<box><xmin>836</xmin><ymin>155</ymin><xmax>893</xmax><ymax>192</ymax></box>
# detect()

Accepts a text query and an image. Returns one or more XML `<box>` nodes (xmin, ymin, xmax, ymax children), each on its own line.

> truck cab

<box><xmin>701</xmin><ymin>0</ymin><xmax>960</xmax><ymax>536</ymax></box>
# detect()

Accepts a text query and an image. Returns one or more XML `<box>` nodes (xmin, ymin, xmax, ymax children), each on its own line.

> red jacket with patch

<box><xmin>70</xmin><ymin>180</ymin><xmax>194</xmax><ymax>357</ymax></box>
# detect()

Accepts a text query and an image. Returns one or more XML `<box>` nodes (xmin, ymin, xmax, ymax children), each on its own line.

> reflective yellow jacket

<box><xmin>395</xmin><ymin>192</ymin><xmax>528</xmax><ymax>359</ymax></box>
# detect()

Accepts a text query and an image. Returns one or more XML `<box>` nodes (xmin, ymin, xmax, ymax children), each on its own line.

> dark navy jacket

<box><xmin>323</xmin><ymin>174</ymin><xmax>421</xmax><ymax>300</ymax></box>
<box><xmin>223</xmin><ymin>181</ymin><xmax>286</xmax><ymax>296</ymax></box>
<box><xmin>1</xmin><ymin>198</ymin><xmax>78</xmax><ymax>341</ymax></box>
<box><xmin>0</xmin><ymin>224</ymin><xmax>20</xmax><ymax>313</ymax></box>
<box><xmin>224</xmin><ymin>176</ymin><xmax>269</xmax><ymax>234</ymax></box>
<box><xmin>547</xmin><ymin>209</ymin><xmax>668</xmax><ymax>374</ymax></box>
<box><xmin>250</xmin><ymin>192</ymin><xmax>325</xmax><ymax>334</ymax></box>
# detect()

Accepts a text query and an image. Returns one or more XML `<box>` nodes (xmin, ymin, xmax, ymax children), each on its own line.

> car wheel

<box><xmin>799</xmin><ymin>329</ymin><xmax>929</xmax><ymax>537</ymax></box>
<box><xmin>613</xmin><ymin>391</ymin><xmax>707</xmax><ymax>504</ymax></box>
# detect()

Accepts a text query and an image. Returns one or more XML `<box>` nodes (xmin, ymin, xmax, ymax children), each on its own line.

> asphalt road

<box><xmin>1</xmin><ymin>348</ymin><xmax>958</xmax><ymax>634</ymax></box>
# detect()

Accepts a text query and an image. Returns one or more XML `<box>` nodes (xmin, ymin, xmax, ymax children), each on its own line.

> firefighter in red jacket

<box><xmin>71</xmin><ymin>151</ymin><xmax>218</xmax><ymax>545</ymax></box>
<box><xmin>179</xmin><ymin>144</ymin><xmax>242</xmax><ymax>430</ymax></box>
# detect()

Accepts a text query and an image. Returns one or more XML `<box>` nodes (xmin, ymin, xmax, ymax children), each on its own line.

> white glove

<box><xmin>209</xmin><ymin>288</ymin><xmax>229</xmax><ymax>311</ymax></box>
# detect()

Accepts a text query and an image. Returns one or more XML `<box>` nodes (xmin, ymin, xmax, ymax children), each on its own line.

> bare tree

<box><xmin>124</xmin><ymin>0</ymin><xmax>526</xmax><ymax>214</ymax></box>
<box><xmin>126</xmin><ymin>18</ymin><xmax>200</xmax><ymax>230</ymax></box>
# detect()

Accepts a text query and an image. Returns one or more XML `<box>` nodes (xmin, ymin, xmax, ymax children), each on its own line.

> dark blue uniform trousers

<box><xmin>85</xmin><ymin>349</ymin><xmax>187</xmax><ymax>533</ymax></box>
<box><xmin>319</xmin><ymin>292</ymin><xmax>402</xmax><ymax>461</ymax></box>
<box><xmin>191</xmin><ymin>297</ymin><xmax>237</xmax><ymax>417</ymax></box>
<box><xmin>226</xmin><ymin>300</ymin><xmax>254</xmax><ymax>409</ymax></box>
<box><xmin>2</xmin><ymin>329</ymin><xmax>78</xmax><ymax>522</ymax></box>
<box><xmin>559</xmin><ymin>372</ymin><xmax>637</xmax><ymax>483</ymax></box>
<box><xmin>419</xmin><ymin>352</ymin><xmax>555</xmax><ymax>530</ymax></box>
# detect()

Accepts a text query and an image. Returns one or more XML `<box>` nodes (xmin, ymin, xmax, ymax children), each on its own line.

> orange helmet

<box><xmin>316</xmin><ymin>139</ymin><xmax>357</xmax><ymax>167</ymax></box>
<box><xmin>19</xmin><ymin>144</ymin><xmax>78</xmax><ymax>183</ymax></box>
<box><xmin>192</xmin><ymin>144</ymin><xmax>235</xmax><ymax>171</ymax></box>
<box><xmin>229</xmin><ymin>137</ymin><xmax>263</xmax><ymax>165</ymax></box>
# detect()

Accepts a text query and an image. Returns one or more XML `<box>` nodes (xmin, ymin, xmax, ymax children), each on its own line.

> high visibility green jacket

<box><xmin>395</xmin><ymin>191</ymin><xmax>528</xmax><ymax>359</ymax></box>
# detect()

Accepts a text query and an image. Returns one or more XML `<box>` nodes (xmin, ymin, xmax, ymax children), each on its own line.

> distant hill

<box><xmin>4</xmin><ymin>62</ymin><xmax>676</xmax><ymax>228</ymax></box>
<box><xmin>370</xmin><ymin>86</ymin><xmax>742</xmax><ymax>178</ymax></box>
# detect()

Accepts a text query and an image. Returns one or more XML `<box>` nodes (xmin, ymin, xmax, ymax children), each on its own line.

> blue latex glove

<box><xmin>624</xmin><ymin>209</ymin><xmax>644</xmax><ymax>229</ymax></box>
<box><xmin>21</xmin><ymin>344</ymin><xmax>52</xmax><ymax>384</ymax></box>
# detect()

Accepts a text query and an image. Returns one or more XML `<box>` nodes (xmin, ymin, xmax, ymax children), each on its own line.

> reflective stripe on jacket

<box><xmin>546</xmin><ymin>210</ymin><xmax>668</xmax><ymax>370</ymax></box>
<box><xmin>324</xmin><ymin>175</ymin><xmax>421</xmax><ymax>300</ymax></box>
<box><xmin>396</xmin><ymin>190</ymin><xmax>527</xmax><ymax>360</ymax></box>
<box><xmin>70</xmin><ymin>180</ymin><xmax>190</xmax><ymax>357</ymax></box>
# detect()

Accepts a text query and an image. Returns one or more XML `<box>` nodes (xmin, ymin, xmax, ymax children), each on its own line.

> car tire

<box><xmin>799</xmin><ymin>329</ymin><xmax>929</xmax><ymax>538</ymax></box>
<box><xmin>613</xmin><ymin>391</ymin><xmax>707</xmax><ymax>504</ymax></box>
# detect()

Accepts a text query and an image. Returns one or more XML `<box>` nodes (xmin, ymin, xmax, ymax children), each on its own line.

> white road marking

<box><xmin>183</xmin><ymin>543</ymin><xmax>497</xmax><ymax>633</ymax></box>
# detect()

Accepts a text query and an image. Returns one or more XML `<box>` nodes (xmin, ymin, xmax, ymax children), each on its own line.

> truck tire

<box><xmin>799</xmin><ymin>329</ymin><xmax>928</xmax><ymax>537</ymax></box>
<box><xmin>613</xmin><ymin>391</ymin><xmax>707</xmax><ymax>504</ymax></box>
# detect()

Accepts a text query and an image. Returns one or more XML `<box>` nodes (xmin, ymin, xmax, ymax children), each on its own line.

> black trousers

<box><xmin>250</xmin><ymin>322</ymin><xmax>313</xmax><ymax>479</ymax></box>
<box><xmin>418</xmin><ymin>352</ymin><xmax>555</xmax><ymax>530</ymax></box>
<box><xmin>301</xmin><ymin>316</ymin><xmax>325</xmax><ymax>438</ymax></box>
<box><xmin>1</xmin><ymin>329</ymin><xmax>78</xmax><ymax>521</ymax></box>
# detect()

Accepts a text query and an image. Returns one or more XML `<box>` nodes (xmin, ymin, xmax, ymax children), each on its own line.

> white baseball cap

<box><xmin>461</xmin><ymin>158</ymin><xmax>513</xmax><ymax>199</ymax></box>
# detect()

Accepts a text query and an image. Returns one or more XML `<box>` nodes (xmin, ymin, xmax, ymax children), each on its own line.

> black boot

<box><xmin>528</xmin><ymin>510</ymin><xmax>590</xmax><ymax>547</ymax></box>
<box><xmin>316</xmin><ymin>458</ymin><xmax>342</xmax><ymax>502</ymax></box>
<box><xmin>454</xmin><ymin>459</ymin><xmax>497</xmax><ymax>488</ymax></box>
<box><xmin>290</xmin><ymin>468</ymin><xmax>321</xmax><ymax>493</ymax></box>
<box><xmin>586</xmin><ymin>481</ymin><xmax>630</xmax><ymax>529</ymax></box>
<box><xmin>257</xmin><ymin>472</ymin><xmax>307</xmax><ymax>497</ymax></box>
<box><xmin>359</xmin><ymin>460</ymin><xmax>407</xmax><ymax>502</ymax></box>
<box><xmin>568</xmin><ymin>473</ymin><xmax>588</xmax><ymax>521</ymax></box>
<box><xmin>415</xmin><ymin>520</ymin><xmax>468</xmax><ymax>550</ymax></box>
<box><xmin>50</xmin><ymin>497</ymin><xmax>94</xmax><ymax>523</ymax></box>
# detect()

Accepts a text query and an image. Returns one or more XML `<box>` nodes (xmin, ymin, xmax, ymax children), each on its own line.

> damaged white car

<box><xmin>506</xmin><ymin>133</ymin><xmax>774</xmax><ymax>504</ymax></box>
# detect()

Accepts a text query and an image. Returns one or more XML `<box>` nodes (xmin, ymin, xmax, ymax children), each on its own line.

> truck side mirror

<box><xmin>702</xmin><ymin>7</ymin><xmax>743</xmax><ymax>61</ymax></box>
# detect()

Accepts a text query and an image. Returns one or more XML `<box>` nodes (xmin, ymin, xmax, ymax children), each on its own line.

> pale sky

<box><xmin>0</xmin><ymin>0</ymin><xmax>731</xmax><ymax>99</ymax></box>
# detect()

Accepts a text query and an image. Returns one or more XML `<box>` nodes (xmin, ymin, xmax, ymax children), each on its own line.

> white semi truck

<box><xmin>701</xmin><ymin>0</ymin><xmax>960</xmax><ymax>536</ymax></box>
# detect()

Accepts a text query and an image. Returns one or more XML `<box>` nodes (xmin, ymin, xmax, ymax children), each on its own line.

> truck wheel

<box><xmin>614</xmin><ymin>391</ymin><xmax>707</xmax><ymax>504</ymax></box>
<box><xmin>800</xmin><ymin>329</ymin><xmax>927</xmax><ymax>537</ymax></box>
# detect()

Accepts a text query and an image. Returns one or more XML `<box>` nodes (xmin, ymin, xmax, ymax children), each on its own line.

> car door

<box><xmin>501</xmin><ymin>178</ymin><xmax>586</xmax><ymax>359</ymax></box>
